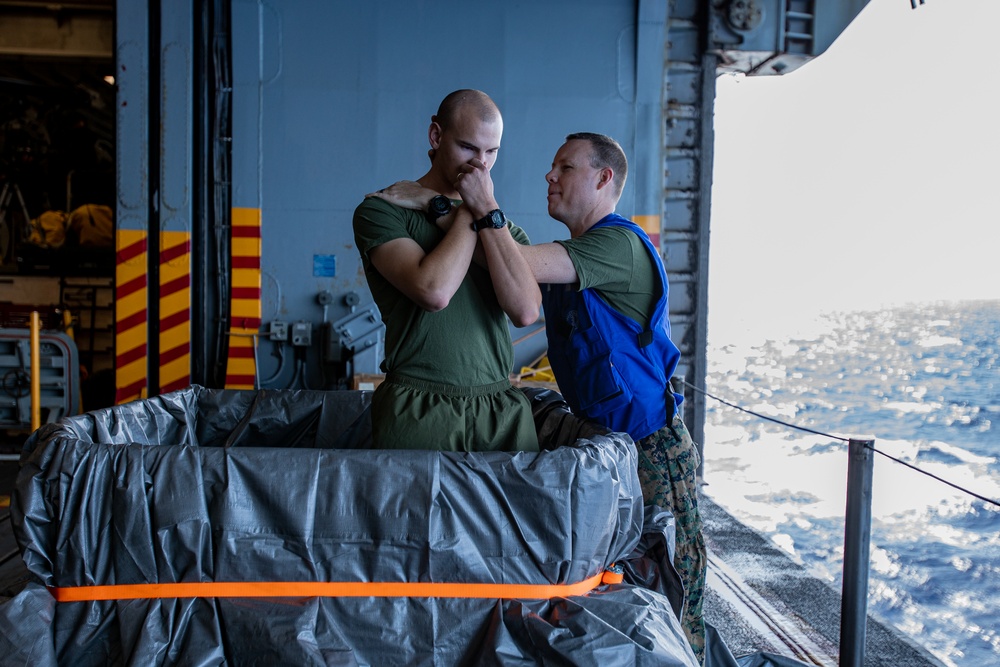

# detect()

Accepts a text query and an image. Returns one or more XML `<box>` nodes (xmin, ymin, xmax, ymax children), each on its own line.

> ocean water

<box><xmin>702</xmin><ymin>299</ymin><xmax>1000</xmax><ymax>667</ymax></box>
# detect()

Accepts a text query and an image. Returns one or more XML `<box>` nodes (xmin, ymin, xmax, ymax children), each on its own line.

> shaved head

<box><xmin>434</xmin><ymin>89</ymin><xmax>501</xmax><ymax>130</ymax></box>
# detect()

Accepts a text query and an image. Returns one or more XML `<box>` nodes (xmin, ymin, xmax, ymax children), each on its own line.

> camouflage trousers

<box><xmin>635</xmin><ymin>414</ymin><xmax>707</xmax><ymax>664</ymax></box>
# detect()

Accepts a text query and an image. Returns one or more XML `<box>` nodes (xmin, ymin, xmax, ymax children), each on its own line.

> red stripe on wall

<box><xmin>116</xmin><ymin>343</ymin><xmax>147</xmax><ymax>368</ymax></box>
<box><xmin>159</xmin><ymin>342</ymin><xmax>191</xmax><ymax>365</ymax></box>
<box><xmin>231</xmin><ymin>256</ymin><xmax>261</xmax><ymax>269</ymax></box>
<box><xmin>225</xmin><ymin>374</ymin><xmax>257</xmax><ymax>386</ymax></box>
<box><xmin>160</xmin><ymin>274</ymin><xmax>191</xmax><ymax>298</ymax></box>
<box><xmin>232</xmin><ymin>287</ymin><xmax>261</xmax><ymax>300</ymax></box>
<box><xmin>160</xmin><ymin>239</ymin><xmax>192</xmax><ymax>264</ymax></box>
<box><xmin>231</xmin><ymin>318</ymin><xmax>262</xmax><ymax>330</ymax></box>
<box><xmin>159</xmin><ymin>377</ymin><xmax>191</xmax><ymax>394</ymax></box>
<box><xmin>231</xmin><ymin>226</ymin><xmax>262</xmax><ymax>238</ymax></box>
<box><xmin>227</xmin><ymin>345</ymin><xmax>255</xmax><ymax>359</ymax></box>
<box><xmin>116</xmin><ymin>310</ymin><xmax>148</xmax><ymax>335</ymax></box>
<box><xmin>117</xmin><ymin>238</ymin><xmax>148</xmax><ymax>263</ymax></box>
<box><xmin>116</xmin><ymin>275</ymin><xmax>147</xmax><ymax>300</ymax></box>
<box><xmin>115</xmin><ymin>378</ymin><xmax>148</xmax><ymax>403</ymax></box>
<box><xmin>160</xmin><ymin>309</ymin><xmax>191</xmax><ymax>332</ymax></box>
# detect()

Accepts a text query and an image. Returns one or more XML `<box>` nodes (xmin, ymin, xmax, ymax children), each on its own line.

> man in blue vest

<box><xmin>369</xmin><ymin>132</ymin><xmax>706</xmax><ymax>662</ymax></box>
<box><xmin>524</xmin><ymin>132</ymin><xmax>706</xmax><ymax>662</ymax></box>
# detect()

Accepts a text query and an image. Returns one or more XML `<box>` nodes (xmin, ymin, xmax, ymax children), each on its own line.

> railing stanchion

<box><xmin>840</xmin><ymin>436</ymin><xmax>875</xmax><ymax>667</ymax></box>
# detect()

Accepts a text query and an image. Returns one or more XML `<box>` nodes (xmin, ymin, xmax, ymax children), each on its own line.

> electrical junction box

<box><xmin>270</xmin><ymin>320</ymin><xmax>288</xmax><ymax>341</ymax></box>
<box><xmin>291</xmin><ymin>321</ymin><xmax>312</xmax><ymax>346</ymax></box>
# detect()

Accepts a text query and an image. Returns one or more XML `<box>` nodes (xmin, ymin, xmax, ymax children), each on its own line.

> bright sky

<box><xmin>708</xmin><ymin>0</ymin><xmax>1000</xmax><ymax>344</ymax></box>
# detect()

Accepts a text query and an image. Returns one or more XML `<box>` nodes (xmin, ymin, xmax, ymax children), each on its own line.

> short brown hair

<box><xmin>565</xmin><ymin>132</ymin><xmax>627</xmax><ymax>199</ymax></box>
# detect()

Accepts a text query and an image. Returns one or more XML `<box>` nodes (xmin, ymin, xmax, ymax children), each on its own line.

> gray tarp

<box><xmin>2</xmin><ymin>385</ymin><xmax>703</xmax><ymax>666</ymax></box>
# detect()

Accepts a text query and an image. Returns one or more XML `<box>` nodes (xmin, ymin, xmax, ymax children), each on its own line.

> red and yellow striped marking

<box><xmin>115</xmin><ymin>230</ymin><xmax>148</xmax><ymax>404</ymax></box>
<box><xmin>632</xmin><ymin>215</ymin><xmax>660</xmax><ymax>249</ymax></box>
<box><xmin>225</xmin><ymin>208</ymin><xmax>262</xmax><ymax>389</ymax></box>
<box><xmin>159</xmin><ymin>231</ymin><xmax>192</xmax><ymax>394</ymax></box>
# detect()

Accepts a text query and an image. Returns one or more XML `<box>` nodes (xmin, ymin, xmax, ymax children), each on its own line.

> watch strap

<box><xmin>472</xmin><ymin>209</ymin><xmax>506</xmax><ymax>232</ymax></box>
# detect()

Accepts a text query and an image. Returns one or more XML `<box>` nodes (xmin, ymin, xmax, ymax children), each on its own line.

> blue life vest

<box><xmin>542</xmin><ymin>213</ymin><xmax>683</xmax><ymax>441</ymax></box>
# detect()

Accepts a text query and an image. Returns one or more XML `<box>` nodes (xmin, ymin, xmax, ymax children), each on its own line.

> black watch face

<box><xmin>473</xmin><ymin>209</ymin><xmax>506</xmax><ymax>231</ymax></box>
<box><xmin>430</xmin><ymin>195</ymin><xmax>452</xmax><ymax>217</ymax></box>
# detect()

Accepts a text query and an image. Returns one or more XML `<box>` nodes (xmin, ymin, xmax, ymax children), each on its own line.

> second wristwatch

<box><xmin>472</xmin><ymin>209</ymin><xmax>506</xmax><ymax>231</ymax></box>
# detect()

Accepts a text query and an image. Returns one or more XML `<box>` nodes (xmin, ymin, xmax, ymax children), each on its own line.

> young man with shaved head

<box><xmin>353</xmin><ymin>89</ymin><xmax>541</xmax><ymax>453</ymax></box>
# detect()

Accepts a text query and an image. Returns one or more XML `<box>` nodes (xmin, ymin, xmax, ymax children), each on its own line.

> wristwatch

<box><xmin>427</xmin><ymin>194</ymin><xmax>453</xmax><ymax>222</ymax></box>
<box><xmin>471</xmin><ymin>209</ymin><xmax>507</xmax><ymax>231</ymax></box>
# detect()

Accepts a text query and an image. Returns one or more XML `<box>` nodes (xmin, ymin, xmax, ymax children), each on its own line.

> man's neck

<box><xmin>569</xmin><ymin>207</ymin><xmax>616</xmax><ymax>238</ymax></box>
<box><xmin>417</xmin><ymin>171</ymin><xmax>460</xmax><ymax>200</ymax></box>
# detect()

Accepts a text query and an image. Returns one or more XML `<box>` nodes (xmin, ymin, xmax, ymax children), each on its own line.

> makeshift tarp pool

<box><xmin>0</xmin><ymin>385</ymin><xmax>699</xmax><ymax>665</ymax></box>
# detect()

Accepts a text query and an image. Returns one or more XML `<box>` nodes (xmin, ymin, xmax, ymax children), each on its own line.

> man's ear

<box><xmin>596</xmin><ymin>167</ymin><xmax>614</xmax><ymax>190</ymax></box>
<box><xmin>428</xmin><ymin>118</ymin><xmax>443</xmax><ymax>149</ymax></box>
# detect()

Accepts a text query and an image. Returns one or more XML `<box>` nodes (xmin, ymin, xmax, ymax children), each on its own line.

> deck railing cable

<box><xmin>681</xmin><ymin>379</ymin><xmax>1000</xmax><ymax>508</ymax></box>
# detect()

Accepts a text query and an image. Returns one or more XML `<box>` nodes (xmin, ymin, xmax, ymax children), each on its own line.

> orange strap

<box><xmin>49</xmin><ymin>569</ymin><xmax>624</xmax><ymax>602</ymax></box>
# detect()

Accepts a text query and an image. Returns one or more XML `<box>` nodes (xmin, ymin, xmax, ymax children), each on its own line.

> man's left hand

<box><xmin>455</xmin><ymin>159</ymin><xmax>497</xmax><ymax>216</ymax></box>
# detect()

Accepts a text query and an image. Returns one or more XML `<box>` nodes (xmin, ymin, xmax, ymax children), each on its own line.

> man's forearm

<box><xmin>367</xmin><ymin>203</ymin><xmax>478</xmax><ymax>312</ymax></box>
<box><xmin>478</xmin><ymin>229</ymin><xmax>541</xmax><ymax>327</ymax></box>
<box><xmin>416</xmin><ymin>211</ymin><xmax>479</xmax><ymax>307</ymax></box>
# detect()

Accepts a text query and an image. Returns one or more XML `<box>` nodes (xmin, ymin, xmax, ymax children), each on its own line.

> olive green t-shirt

<box><xmin>353</xmin><ymin>197</ymin><xmax>531</xmax><ymax>386</ymax></box>
<box><xmin>554</xmin><ymin>225</ymin><xmax>659</xmax><ymax>327</ymax></box>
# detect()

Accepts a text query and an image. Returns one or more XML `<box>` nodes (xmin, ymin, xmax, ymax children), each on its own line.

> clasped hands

<box><xmin>366</xmin><ymin>159</ymin><xmax>496</xmax><ymax>227</ymax></box>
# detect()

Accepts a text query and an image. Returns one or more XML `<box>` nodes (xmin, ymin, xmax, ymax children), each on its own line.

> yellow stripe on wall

<box><xmin>115</xmin><ymin>229</ymin><xmax>148</xmax><ymax>404</ymax></box>
<box><xmin>158</xmin><ymin>230</ymin><xmax>192</xmax><ymax>394</ymax></box>
<box><xmin>225</xmin><ymin>207</ymin><xmax>262</xmax><ymax>389</ymax></box>
<box><xmin>632</xmin><ymin>215</ymin><xmax>659</xmax><ymax>233</ymax></box>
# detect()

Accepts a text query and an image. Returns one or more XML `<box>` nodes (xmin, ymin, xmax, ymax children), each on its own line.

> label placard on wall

<box><xmin>313</xmin><ymin>255</ymin><xmax>336</xmax><ymax>277</ymax></box>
